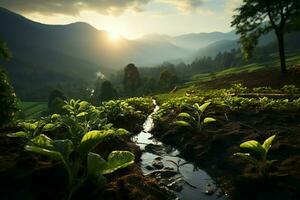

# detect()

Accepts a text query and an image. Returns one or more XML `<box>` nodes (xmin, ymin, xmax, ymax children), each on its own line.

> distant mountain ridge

<box><xmin>1</xmin><ymin>7</ymin><xmax>298</xmax><ymax>100</ymax></box>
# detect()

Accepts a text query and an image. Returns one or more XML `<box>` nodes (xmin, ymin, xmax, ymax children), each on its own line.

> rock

<box><xmin>154</xmin><ymin>156</ymin><xmax>163</xmax><ymax>161</ymax></box>
<box><xmin>145</xmin><ymin>144</ymin><xmax>165</xmax><ymax>155</ymax></box>
<box><xmin>204</xmin><ymin>183</ymin><xmax>216</xmax><ymax>195</ymax></box>
<box><xmin>145</xmin><ymin>165</ymin><xmax>155</xmax><ymax>170</ymax></box>
<box><xmin>167</xmin><ymin>180</ymin><xmax>184</xmax><ymax>192</ymax></box>
<box><xmin>152</xmin><ymin>160</ymin><xmax>164</xmax><ymax>169</ymax></box>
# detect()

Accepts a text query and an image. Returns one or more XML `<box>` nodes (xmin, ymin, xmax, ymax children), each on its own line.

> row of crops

<box><xmin>7</xmin><ymin>97</ymin><xmax>154</xmax><ymax>200</ymax></box>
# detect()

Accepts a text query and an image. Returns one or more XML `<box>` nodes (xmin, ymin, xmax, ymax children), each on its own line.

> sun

<box><xmin>108</xmin><ymin>31</ymin><xmax>121</xmax><ymax>42</ymax></box>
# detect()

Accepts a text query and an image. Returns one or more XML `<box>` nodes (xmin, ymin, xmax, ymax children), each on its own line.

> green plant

<box><xmin>175</xmin><ymin>102</ymin><xmax>216</xmax><ymax>133</ymax></box>
<box><xmin>234</xmin><ymin>135</ymin><xmax>277</xmax><ymax>178</ymax></box>
<box><xmin>61</xmin><ymin>99</ymin><xmax>108</xmax><ymax>143</ymax></box>
<box><xmin>228</xmin><ymin>83</ymin><xmax>248</xmax><ymax>94</ymax></box>
<box><xmin>25</xmin><ymin>129</ymin><xmax>134</xmax><ymax>200</ymax></box>
<box><xmin>7</xmin><ymin>120</ymin><xmax>47</xmax><ymax>139</ymax></box>
<box><xmin>252</xmin><ymin>86</ymin><xmax>275</xmax><ymax>93</ymax></box>
<box><xmin>0</xmin><ymin>40</ymin><xmax>18</xmax><ymax>127</ymax></box>
<box><xmin>281</xmin><ymin>85</ymin><xmax>300</xmax><ymax>95</ymax></box>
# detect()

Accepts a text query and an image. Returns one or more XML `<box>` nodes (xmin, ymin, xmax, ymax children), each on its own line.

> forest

<box><xmin>1</xmin><ymin>1</ymin><xmax>300</xmax><ymax>200</ymax></box>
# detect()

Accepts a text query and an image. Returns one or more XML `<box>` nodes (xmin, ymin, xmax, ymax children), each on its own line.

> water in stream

<box><xmin>133</xmin><ymin>100</ymin><xmax>227</xmax><ymax>200</ymax></box>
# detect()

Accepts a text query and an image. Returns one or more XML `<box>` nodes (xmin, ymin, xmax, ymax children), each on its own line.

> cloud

<box><xmin>160</xmin><ymin>0</ymin><xmax>206</xmax><ymax>13</ymax></box>
<box><xmin>225</xmin><ymin>0</ymin><xmax>242</xmax><ymax>15</ymax></box>
<box><xmin>0</xmin><ymin>0</ymin><xmax>151</xmax><ymax>16</ymax></box>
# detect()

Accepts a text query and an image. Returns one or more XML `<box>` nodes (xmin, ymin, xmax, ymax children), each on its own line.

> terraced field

<box><xmin>20</xmin><ymin>102</ymin><xmax>47</xmax><ymax>119</ymax></box>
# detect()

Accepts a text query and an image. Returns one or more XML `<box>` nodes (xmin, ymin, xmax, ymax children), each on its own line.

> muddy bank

<box><xmin>0</xmin><ymin>128</ymin><xmax>172</xmax><ymax>200</ymax></box>
<box><xmin>152</xmin><ymin>109</ymin><xmax>300</xmax><ymax>200</ymax></box>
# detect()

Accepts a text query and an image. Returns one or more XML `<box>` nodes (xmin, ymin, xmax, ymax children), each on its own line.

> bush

<box><xmin>0</xmin><ymin>69</ymin><xmax>19</xmax><ymax>126</ymax></box>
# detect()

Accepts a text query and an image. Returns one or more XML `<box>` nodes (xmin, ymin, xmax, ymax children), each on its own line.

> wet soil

<box><xmin>152</xmin><ymin>109</ymin><xmax>300</xmax><ymax>200</ymax></box>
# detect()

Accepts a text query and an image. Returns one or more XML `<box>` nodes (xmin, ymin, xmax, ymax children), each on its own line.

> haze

<box><xmin>0</xmin><ymin>0</ymin><xmax>241</xmax><ymax>39</ymax></box>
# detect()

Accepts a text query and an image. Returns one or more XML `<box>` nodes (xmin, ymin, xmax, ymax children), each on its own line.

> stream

<box><xmin>133</xmin><ymin>100</ymin><xmax>227</xmax><ymax>200</ymax></box>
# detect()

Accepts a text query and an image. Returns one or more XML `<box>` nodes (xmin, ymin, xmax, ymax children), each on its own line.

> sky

<box><xmin>0</xmin><ymin>0</ymin><xmax>242</xmax><ymax>39</ymax></box>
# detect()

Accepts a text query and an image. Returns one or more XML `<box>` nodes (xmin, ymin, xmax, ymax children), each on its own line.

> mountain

<box><xmin>140</xmin><ymin>32</ymin><xmax>238</xmax><ymax>50</ymax></box>
<box><xmin>196</xmin><ymin>39</ymin><xmax>238</xmax><ymax>58</ymax></box>
<box><xmin>0</xmin><ymin>7</ymin><xmax>192</xmax><ymax>100</ymax></box>
<box><xmin>172</xmin><ymin>31</ymin><xmax>238</xmax><ymax>50</ymax></box>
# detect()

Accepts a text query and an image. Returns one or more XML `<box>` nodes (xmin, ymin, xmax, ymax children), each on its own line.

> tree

<box><xmin>100</xmin><ymin>80</ymin><xmax>118</xmax><ymax>102</ymax></box>
<box><xmin>48</xmin><ymin>89</ymin><xmax>67</xmax><ymax>114</ymax></box>
<box><xmin>0</xmin><ymin>39</ymin><xmax>18</xmax><ymax>126</ymax></box>
<box><xmin>123</xmin><ymin>63</ymin><xmax>141</xmax><ymax>95</ymax></box>
<box><xmin>159</xmin><ymin>69</ymin><xmax>177</xmax><ymax>91</ymax></box>
<box><xmin>232</xmin><ymin>0</ymin><xmax>300</xmax><ymax>74</ymax></box>
<box><xmin>91</xmin><ymin>76</ymin><xmax>104</xmax><ymax>104</ymax></box>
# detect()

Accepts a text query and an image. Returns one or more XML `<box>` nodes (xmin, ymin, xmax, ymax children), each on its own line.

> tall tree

<box><xmin>0</xmin><ymin>39</ymin><xmax>18</xmax><ymax>126</ymax></box>
<box><xmin>123</xmin><ymin>63</ymin><xmax>141</xmax><ymax>95</ymax></box>
<box><xmin>100</xmin><ymin>80</ymin><xmax>118</xmax><ymax>102</ymax></box>
<box><xmin>159</xmin><ymin>69</ymin><xmax>177</xmax><ymax>91</ymax></box>
<box><xmin>232</xmin><ymin>0</ymin><xmax>300</xmax><ymax>74</ymax></box>
<box><xmin>48</xmin><ymin>89</ymin><xmax>67</xmax><ymax>114</ymax></box>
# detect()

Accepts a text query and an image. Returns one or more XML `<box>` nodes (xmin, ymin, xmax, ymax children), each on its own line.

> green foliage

<box><xmin>252</xmin><ymin>87</ymin><xmax>276</xmax><ymax>93</ymax></box>
<box><xmin>102</xmin><ymin>97</ymin><xmax>154</xmax><ymax>130</ymax></box>
<box><xmin>20</xmin><ymin>102</ymin><xmax>47</xmax><ymax>119</ymax></box>
<box><xmin>159</xmin><ymin>69</ymin><xmax>177</xmax><ymax>91</ymax></box>
<box><xmin>228</xmin><ymin>83</ymin><xmax>248</xmax><ymax>94</ymax></box>
<box><xmin>0</xmin><ymin>41</ymin><xmax>18</xmax><ymax>127</ymax></box>
<box><xmin>281</xmin><ymin>85</ymin><xmax>300</xmax><ymax>94</ymax></box>
<box><xmin>59</xmin><ymin>99</ymin><xmax>109</xmax><ymax>143</ymax></box>
<box><xmin>234</xmin><ymin>135</ymin><xmax>277</xmax><ymax>177</ymax></box>
<box><xmin>123</xmin><ymin>63</ymin><xmax>141</xmax><ymax>96</ymax></box>
<box><xmin>48</xmin><ymin>89</ymin><xmax>67</xmax><ymax>114</ymax></box>
<box><xmin>100</xmin><ymin>80</ymin><xmax>118</xmax><ymax>102</ymax></box>
<box><xmin>175</xmin><ymin>102</ymin><xmax>216</xmax><ymax>133</ymax></box>
<box><xmin>231</xmin><ymin>0</ymin><xmax>300</xmax><ymax>73</ymax></box>
<box><xmin>25</xmin><ymin>130</ymin><xmax>134</xmax><ymax>200</ymax></box>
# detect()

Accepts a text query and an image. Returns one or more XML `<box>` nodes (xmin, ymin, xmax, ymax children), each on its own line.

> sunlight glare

<box><xmin>109</xmin><ymin>31</ymin><xmax>121</xmax><ymax>42</ymax></box>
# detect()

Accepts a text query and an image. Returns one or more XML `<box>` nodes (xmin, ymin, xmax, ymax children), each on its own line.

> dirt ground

<box><xmin>152</xmin><ymin>108</ymin><xmax>300</xmax><ymax>200</ymax></box>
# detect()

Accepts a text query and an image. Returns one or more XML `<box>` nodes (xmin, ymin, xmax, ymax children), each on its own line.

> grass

<box><xmin>189</xmin><ymin>52</ymin><xmax>300</xmax><ymax>84</ymax></box>
<box><xmin>155</xmin><ymin>52</ymin><xmax>300</xmax><ymax>102</ymax></box>
<box><xmin>20</xmin><ymin>102</ymin><xmax>48</xmax><ymax>119</ymax></box>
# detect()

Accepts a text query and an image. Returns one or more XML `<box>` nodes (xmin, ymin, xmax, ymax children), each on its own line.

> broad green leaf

<box><xmin>25</xmin><ymin>145</ymin><xmax>64</xmax><ymax>163</ymax></box>
<box><xmin>87</xmin><ymin>152</ymin><xmax>107</xmax><ymax>176</ymax></box>
<box><xmin>20</xmin><ymin>122</ymin><xmax>37</xmax><ymax>131</ymax></box>
<box><xmin>262</xmin><ymin>135</ymin><xmax>276</xmax><ymax>153</ymax></box>
<box><xmin>234</xmin><ymin>152</ymin><xmax>258</xmax><ymax>165</ymax></box>
<box><xmin>203</xmin><ymin>117</ymin><xmax>216</xmax><ymax>124</ymax></box>
<box><xmin>79</xmin><ymin>101</ymin><xmax>89</xmax><ymax>110</ymax></box>
<box><xmin>178</xmin><ymin>112</ymin><xmax>192</xmax><ymax>118</ymax></box>
<box><xmin>101</xmin><ymin>151</ymin><xmax>135</xmax><ymax>174</ymax></box>
<box><xmin>116</xmin><ymin>128</ymin><xmax>129</xmax><ymax>136</ymax></box>
<box><xmin>79</xmin><ymin>130</ymin><xmax>115</xmax><ymax>154</ymax></box>
<box><xmin>53</xmin><ymin>139</ymin><xmax>74</xmax><ymax>160</ymax></box>
<box><xmin>175</xmin><ymin>120</ymin><xmax>191</xmax><ymax>127</ymax></box>
<box><xmin>30</xmin><ymin>134</ymin><xmax>54</xmax><ymax>149</ymax></box>
<box><xmin>76</xmin><ymin>112</ymin><xmax>88</xmax><ymax>118</ymax></box>
<box><xmin>43</xmin><ymin>123</ymin><xmax>57</xmax><ymax>131</ymax></box>
<box><xmin>240</xmin><ymin>140</ymin><xmax>265</xmax><ymax>157</ymax></box>
<box><xmin>51</xmin><ymin>114</ymin><xmax>60</xmax><ymax>120</ymax></box>
<box><xmin>197</xmin><ymin>102</ymin><xmax>211</xmax><ymax>113</ymax></box>
<box><xmin>178</xmin><ymin>112</ymin><xmax>195</xmax><ymax>122</ymax></box>
<box><xmin>7</xmin><ymin>131</ymin><xmax>27</xmax><ymax>138</ymax></box>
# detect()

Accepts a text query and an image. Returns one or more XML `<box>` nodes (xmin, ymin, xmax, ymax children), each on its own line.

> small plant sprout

<box><xmin>175</xmin><ymin>102</ymin><xmax>216</xmax><ymax>133</ymax></box>
<box><xmin>234</xmin><ymin>134</ymin><xmax>277</xmax><ymax>178</ymax></box>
